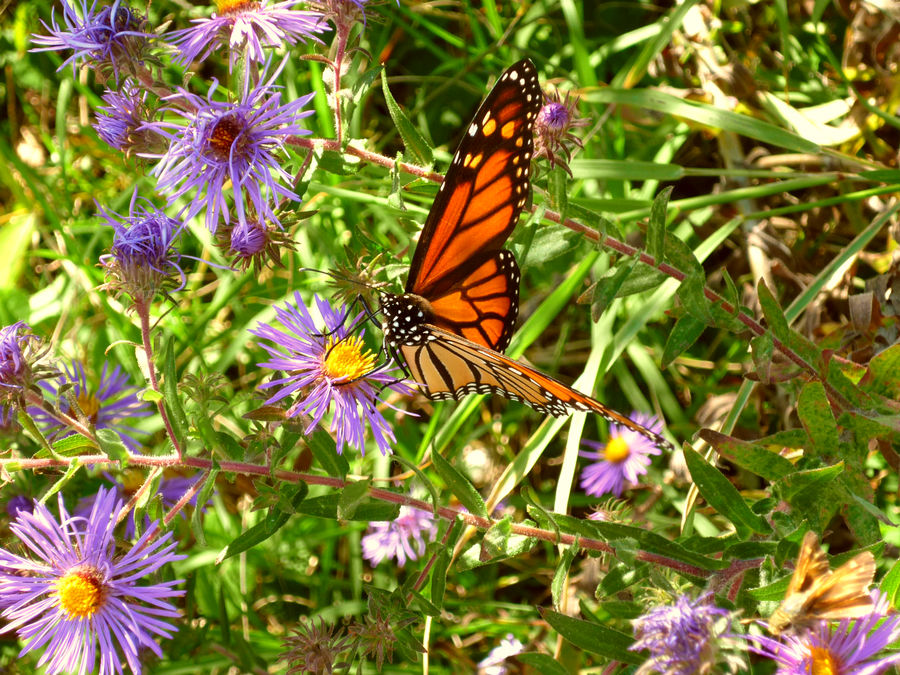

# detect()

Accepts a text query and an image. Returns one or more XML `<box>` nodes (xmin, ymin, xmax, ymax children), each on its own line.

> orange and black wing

<box><xmin>405</xmin><ymin>59</ymin><xmax>542</xmax><ymax>351</ymax></box>
<box><xmin>401</xmin><ymin>326</ymin><xmax>674</xmax><ymax>451</ymax></box>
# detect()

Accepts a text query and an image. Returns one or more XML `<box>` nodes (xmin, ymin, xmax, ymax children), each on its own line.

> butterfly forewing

<box><xmin>406</xmin><ymin>59</ymin><xmax>542</xmax><ymax>329</ymax></box>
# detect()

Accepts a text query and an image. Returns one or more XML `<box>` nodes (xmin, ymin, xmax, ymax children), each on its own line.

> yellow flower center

<box><xmin>76</xmin><ymin>392</ymin><xmax>100</xmax><ymax>422</ymax></box>
<box><xmin>217</xmin><ymin>0</ymin><xmax>258</xmax><ymax>13</ymax></box>
<box><xmin>604</xmin><ymin>437</ymin><xmax>630</xmax><ymax>463</ymax></box>
<box><xmin>809</xmin><ymin>646</ymin><xmax>839</xmax><ymax>675</ymax></box>
<box><xmin>55</xmin><ymin>568</ymin><xmax>106</xmax><ymax>619</ymax></box>
<box><xmin>323</xmin><ymin>336</ymin><xmax>377</xmax><ymax>383</ymax></box>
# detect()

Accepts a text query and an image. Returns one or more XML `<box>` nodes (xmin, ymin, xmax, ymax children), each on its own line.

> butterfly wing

<box><xmin>802</xmin><ymin>551</ymin><xmax>876</xmax><ymax>620</ymax></box>
<box><xmin>400</xmin><ymin>326</ymin><xmax>673</xmax><ymax>450</ymax></box>
<box><xmin>769</xmin><ymin>532</ymin><xmax>875</xmax><ymax>634</ymax></box>
<box><xmin>786</xmin><ymin>531</ymin><xmax>832</xmax><ymax>597</ymax></box>
<box><xmin>405</xmin><ymin>59</ymin><xmax>542</xmax><ymax>350</ymax></box>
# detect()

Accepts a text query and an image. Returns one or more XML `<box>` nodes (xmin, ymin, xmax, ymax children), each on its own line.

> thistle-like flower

<box><xmin>0</xmin><ymin>322</ymin><xmax>51</xmax><ymax>405</ymax></box>
<box><xmin>533</xmin><ymin>89</ymin><xmax>588</xmax><ymax>176</ymax></box>
<box><xmin>29</xmin><ymin>361</ymin><xmax>152</xmax><ymax>452</ymax></box>
<box><xmin>220</xmin><ymin>219</ymin><xmax>297</xmax><ymax>272</ymax></box>
<box><xmin>361</xmin><ymin>504</ymin><xmax>436</xmax><ymax>567</ymax></box>
<box><xmin>31</xmin><ymin>0</ymin><xmax>152</xmax><ymax>82</ymax></box>
<box><xmin>142</xmin><ymin>59</ymin><xmax>314</xmax><ymax>233</ymax></box>
<box><xmin>93</xmin><ymin>81</ymin><xmax>162</xmax><ymax>154</ymax></box>
<box><xmin>99</xmin><ymin>192</ymin><xmax>186</xmax><ymax>304</ymax></box>
<box><xmin>579</xmin><ymin>412</ymin><xmax>664</xmax><ymax>497</ymax></box>
<box><xmin>282</xmin><ymin>616</ymin><xmax>352</xmax><ymax>675</ymax></box>
<box><xmin>0</xmin><ymin>487</ymin><xmax>185</xmax><ymax>675</ymax></box>
<box><xmin>251</xmin><ymin>293</ymin><xmax>412</xmax><ymax>456</ymax></box>
<box><xmin>631</xmin><ymin>593</ymin><xmax>742</xmax><ymax>675</ymax></box>
<box><xmin>169</xmin><ymin>0</ymin><xmax>327</xmax><ymax>71</ymax></box>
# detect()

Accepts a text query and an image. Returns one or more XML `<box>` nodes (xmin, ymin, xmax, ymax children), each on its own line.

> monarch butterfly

<box><xmin>379</xmin><ymin>59</ymin><xmax>673</xmax><ymax>451</ymax></box>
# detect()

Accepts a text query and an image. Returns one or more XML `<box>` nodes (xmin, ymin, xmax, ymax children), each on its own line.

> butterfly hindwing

<box><xmin>426</xmin><ymin>250</ymin><xmax>519</xmax><ymax>351</ymax></box>
<box><xmin>400</xmin><ymin>326</ymin><xmax>673</xmax><ymax>450</ymax></box>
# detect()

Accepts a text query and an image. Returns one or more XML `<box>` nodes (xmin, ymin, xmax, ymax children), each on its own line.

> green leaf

<box><xmin>661</xmin><ymin>314</ymin><xmax>706</xmax><ymax>368</ymax></box>
<box><xmin>337</xmin><ymin>479</ymin><xmax>371</xmax><ymax>520</ymax></box>
<box><xmin>430</xmin><ymin>548</ymin><xmax>450</xmax><ymax>609</ymax></box>
<box><xmin>683</xmin><ymin>447</ymin><xmax>772</xmax><ymax>537</ymax></box>
<box><xmin>552</xmin><ymin>537</ymin><xmax>579</xmax><ymax>610</ymax></box>
<box><xmin>516</xmin><ymin>653</ymin><xmax>569</xmax><ymax>675</ymax></box>
<box><xmin>192</xmin><ymin>469</ymin><xmax>218</xmax><ymax>547</ymax></box>
<box><xmin>699</xmin><ymin>430</ymin><xmax>795</xmax><ymax>481</ymax></box>
<box><xmin>46</xmin><ymin>433</ymin><xmax>98</xmax><ymax>457</ymax></box>
<box><xmin>431</xmin><ymin>449</ymin><xmax>488</xmax><ymax>518</ymax></box>
<box><xmin>140</xmin><ymin>388</ymin><xmax>163</xmax><ymax>403</ymax></box>
<box><xmin>647</xmin><ymin>186</ymin><xmax>672</xmax><ymax>261</ymax></box>
<box><xmin>614</xmin><ymin>265</ymin><xmax>667</xmax><ymax>298</ymax></box>
<box><xmin>381</xmin><ymin>69</ymin><xmax>433</xmax><ymax>166</ymax></box>
<box><xmin>880</xmin><ymin>557</ymin><xmax>900</xmax><ymax>609</ymax></box>
<box><xmin>95</xmin><ymin>428</ymin><xmax>130</xmax><ymax>463</ymax></box>
<box><xmin>757</xmin><ymin>279</ymin><xmax>790</xmax><ymax>343</ymax></box>
<box><xmin>797</xmin><ymin>382</ymin><xmax>840</xmax><ymax>456</ymax></box>
<box><xmin>305</xmin><ymin>425</ymin><xmax>349</xmax><ymax>478</ymax></box>
<box><xmin>571</xmin><ymin>158</ymin><xmax>684</xmax><ymax>181</ymax></box>
<box><xmin>523</xmin><ymin>225</ymin><xmax>581</xmax><ymax>266</ymax></box>
<box><xmin>774</xmin><ymin>462</ymin><xmax>844</xmax><ymax>502</ymax></box>
<box><xmin>163</xmin><ymin>337</ymin><xmax>189</xmax><ymax>441</ymax></box>
<box><xmin>590</xmin><ymin>257</ymin><xmax>638</xmax><ymax>321</ymax></box>
<box><xmin>549</xmin><ymin>165</ymin><xmax>568</xmax><ymax>218</ymax></box>
<box><xmin>865</xmin><ymin>342</ymin><xmax>900</xmax><ymax>399</ymax></box>
<box><xmin>750</xmin><ymin>332</ymin><xmax>774</xmax><ymax>382</ymax></box>
<box><xmin>542</xmin><ymin>610</ymin><xmax>642</xmax><ymax>664</ymax></box>
<box><xmin>293</xmin><ymin>494</ymin><xmax>399</xmax><ymax>521</ymax></box>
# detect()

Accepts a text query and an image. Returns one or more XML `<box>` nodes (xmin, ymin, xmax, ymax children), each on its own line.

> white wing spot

<box><xmin>469</xmin><ymin>123</ymin><xmax>478</xmax><ymax>136</ymax></box>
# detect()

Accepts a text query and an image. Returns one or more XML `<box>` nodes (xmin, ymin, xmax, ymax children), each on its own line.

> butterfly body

<box><xmin>379</xmin><ymin>59</ymin><xmax>673</xmax><ymax>450</ymax></box>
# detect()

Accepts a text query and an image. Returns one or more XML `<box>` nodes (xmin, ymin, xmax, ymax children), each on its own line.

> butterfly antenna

<box><xmin>299</xmin><ymin>267</ymin><xmax>380</xmax><ymax>292</ymax></box>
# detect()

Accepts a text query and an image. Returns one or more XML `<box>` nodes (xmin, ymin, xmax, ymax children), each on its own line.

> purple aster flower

<box><xmin>0</xmin><ymin>322</ymin><xmax>48</xmax><ymax>403</ymax></box>
<box><xmin>251</xmin><ymin>293</ymin><xmax>412</xmax><ymax>456</ymax></box>
<box><xmin>741</xmin><ymin>592</ymin><xmax>900</xmax><ymax>674</ymax></box>
<box><xmin>169</xmin><ymin>0</ymin><xmax>327</xmax><ymax>71</ymax></box>
<box><xmin>631</xmin><ymin>593</ymin><xmax>741</xmax><ymax>675</ymax></box>
<box><xmin>477</xmin><ymin>634</ymin><xmax>525</xmax><ymax>675</ymax></box>
<box><xmin>30</xmin><ymin>0</ymin><xmax>152</xmax><ymax>82</ymax></box>
<box><xmin>579</xmin><ymin>412</ymin><xmax>664</xmax><ymax>497</ymax></box>
<box><xmin>142</xmin><ymin>59</ymin><xmax>314</xmax><ymax>233</ymax></box>
<box><xmin>29</xmin><ymin>361</ymin><xmax>152</xmax><ymax>452</ymax></box>
<box><xmin>361</xmin><ymin>504</ymin><xmax>436</xmax><ymax>567</ymax></box>
<box><xmin>93</xmin><ymin>81</ymin><xmax>162</xmax><ymax>154</ymax></box>
<box><xmin>0</xmin><ymin>486</ymin><xmax>185</xmax><ymax>675</ymax></box>
<box><xmin>99</xmin><ymin>192</ymin><xmax>186</xmax><ymax>304</ymax></box>
<box><xmin>533</xmin><ymin>89</ymin><xmax>588</xmax><ymax>176</ymax></box>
